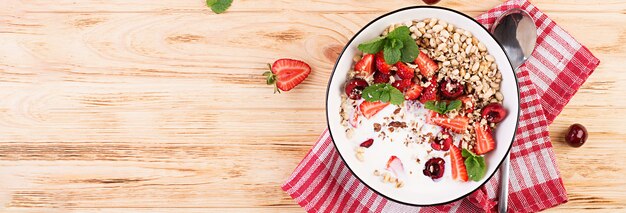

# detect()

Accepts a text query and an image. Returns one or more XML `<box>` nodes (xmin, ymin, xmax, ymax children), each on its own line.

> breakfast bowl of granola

<box><xmin>326</xmin><ymin>6</ymin><xmax>520</xmax><ymax>206</ymax></box>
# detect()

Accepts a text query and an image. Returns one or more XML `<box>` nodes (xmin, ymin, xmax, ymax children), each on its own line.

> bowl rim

<box><xmin>324</xmin><ymin>5</ymin><xmax>521</xmax><ymax>207</ymax></box>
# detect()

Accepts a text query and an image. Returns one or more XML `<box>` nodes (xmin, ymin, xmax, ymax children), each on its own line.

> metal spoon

<box><xmin>489</xmin><ymin>8</ymin><xmax>537</xmax><ymax>213</ymax></box>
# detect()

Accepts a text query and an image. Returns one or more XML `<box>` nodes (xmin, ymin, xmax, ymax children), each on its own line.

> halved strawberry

<box><xmin>359</xmin><ymin>101</ymin><xmax>390</xmax><ymax>119</ymax></box>
<box><xmin>428</xmin><ymin>112</ymin><xmax>469</xmax><ymax>134</ymax></box>
<box><xmin>474</xmin><ymin>123</ymin><xmax>496</xmax><ymax>155</ymax></box>
<box><xmin>414</xmin><ymin>51</ymin><xmax>438</xmax><ymax>77</ymax></box>
<box><xmin>395</xmin><ymin>62</ymin><xmax>414</xmax><ymax>80</ymax></box>
<box><xmin>391</xmin><ymin>78</ymin><xmax>411</xmax><ymax>92</ymax></box>
<box><xmin>264</xmin><ymin>59</ymin><xmax>311</xmax><ymax>93</ymax></box>
<box><xmin>355</xmin><ymin>54</ymin><xmax>374</xmax><ymax>78</ymax></box>
<box><xmin>459</xmin><ymin>95</ymin><xmax>475</xmax><ymax>113</ymax></box>
<box><xmin>404</xmin><ymin>83</ymin><xmax>423</xmax><ymax>100</ymax></box>
<box><xmin>450</xmin><ymin>145</ymin><xmax>468</xmax><ymax>182</ymax></box>
<box><xmin>375</xmin><ymin>52</ymin><xmax>392</xmax><ymax>74</ymax></box>
<box><xmin>419</xmin><ymin>76</ymin><xmax>439</xmax><ymax>103</ymax></box>
<box><xmin>386</xmin><ymin>156</ymin><xmax>404</xmax><ymax>177</ymax></box>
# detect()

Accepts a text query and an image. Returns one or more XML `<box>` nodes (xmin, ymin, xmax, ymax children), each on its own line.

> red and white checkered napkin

<box><xmin>282</xmin><ymin>0</ymin><xmax>600</xmax><ymax>212</ymax></box>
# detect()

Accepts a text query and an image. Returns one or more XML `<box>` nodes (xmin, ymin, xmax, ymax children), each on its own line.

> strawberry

<box><xmin>359</xmin><ymin>101</ymin><xmax>390</xmax><ymax>119</ymax></box>
<box><xmin>450</xmin><ymin>144</ymin><xmax>468</xmax><ymax>182</ymax></box>
<box><xmin>386</xmin><ymin>156</ymin><xmax>404</xmax><ymax>177</ymax></box>
<box><xmin>391</xmin><ymin>78</ymin><xmax>412</xmax><ymax>92</ymax></box>
<box><xmin>264</xmin><ymin>59</ymin><xmax>311</xmax><ymax>93</ymax></box>
<box><xmin>404</xmin><ymin>83</ymin><xmax>423</xmax><ymax>100</ymax></box>
<box><xmin>395</xmin><ymin>62</ymin><xmax>415</xmax><ymax>80</ymax></box>
<box><xmin>373</xmin><ymin>71</ymin><xmax>391</xmax><ymax>83</ymax></box>
<box><xmin>428</xmin><ymin>112</ymin><xmax>469</xmax><ymax>134</ymax></box>
<box><xmin>474</xmin><ymin>123</ymin><xmax>496</xmax><ymax>155</ymax></box>
<box><xmin>375</xmin><ymin>52</ymin><xmax>392</xmax><ymax>74</ymax></box>
<box><xmin>419</xmin><ymin>76</ymin><xmax>439</xmax><ymax>103</ymax></box>
<box><xmin>459</xmin><ymin>95</ymin><xmax>475</xmax><ymax>113</ymax></box>
<box><xmin>414</xmin><ymin>51</ymin><xmax>438</xmax><ymax>77</ymax></box>
<box><xmin>355</xmin><ymin>54</ymin><xmax>374</xmax><ymax>78</ymax></box>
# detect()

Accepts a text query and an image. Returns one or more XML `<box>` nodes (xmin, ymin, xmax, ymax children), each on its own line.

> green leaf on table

<box><xmin>207</xmin><ymin>0</ymin><xmax>233</xmax><ymax>14</ymax></box>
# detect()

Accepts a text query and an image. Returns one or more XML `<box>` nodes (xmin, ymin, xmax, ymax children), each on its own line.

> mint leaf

<box><xmin>462</xmin><ymin>148</ymin><xmax>486</xmax><ymax>181</ymax></box>
<box><xmin>424</xmin><ymin>100</ymin><xmax>463</xmax><ymax>114</ymax></box>
<box><xmin>436</xmin><ymin>101</ymin><xmax>447</xmax><ymax>112</ymax></box>
<box><xmin>447</xmin><ymin>100</ymin><xmax>462</xmax><ymax>111</ymax></box>
<box><xmin>380</xmin><ymin>92</ymin><xmax>391</xmax><ymax>103</ymax></box>
<box><xmin>358</xmin><ymin>36</ymin><xmax>386</xmax><ymax>54</ymax></box>
<box><xmin>361</xmin><ymin>83</ymin><xmax>404</xmax><ymax>105</ymax></box>
<box><xmin>400</xmin><ymin>36</ymin><xmax>420</xmax><ymax>63</ymax></box>
<box><xmin>389</xmin><ymin>88</ymin><xmax>405</xmax><ymax>105</ymax></box>
<box><xmin>362</xmin><ymin>84</ymin><xmax>384</xmax><ymax>102</ymax></box>
<box><xmin>383</xmin><ymin>46</ymin><xmax>401</xmax><ymax>65</ymax></box>
<box><xmin>462</xmin><ymin>148</ymin><xmax>474</xmax><ymax>158</ymax></box>
<box><xmin>424</xmin><ymin>101</ymin><xmax>441</xmax><ymax>114</ymax></box>
<box><xmin>387</xmin><ymin>38</ymin><xmax>404</xmax><ymax>49</ymax></box>
<box><xmin>207</xmin><ymin>0</ymin><xmax>233</xmax><ymax>14</ymax></box>
<box><xmin>387</xmin><ymin>26</ymin><xmax>411</xmax><ymax>40</ymax></box>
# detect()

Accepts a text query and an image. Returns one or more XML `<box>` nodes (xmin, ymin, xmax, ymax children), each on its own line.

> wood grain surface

<box><xmin>1</xmin><ymin>0</ymin><xmax>625</xmax><ymax>212</ymax></box>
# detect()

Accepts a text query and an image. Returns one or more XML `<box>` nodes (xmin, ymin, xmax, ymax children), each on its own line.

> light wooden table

<box><xmin>0</xmin><ymin>0</ymin><xmax>624</xmax><ymax>212</ymax></box>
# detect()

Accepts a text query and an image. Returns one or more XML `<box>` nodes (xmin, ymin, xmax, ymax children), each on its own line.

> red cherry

<box><xmin>565</xmin><ymin>124</ymin><xmax>587</xmax><ymax>147</ymax></box>
<box><xmin>423</xmin><ymin>157</ymin><xmax>445</xmax><ymax>179</ymax></box>
<box><xmin>440</xmin><ymin>79</ymin><xmax>464</xmax><ymax>99</ymax></box>
<box><xmin>422</xmin><ymin>0</ymin><xmax>441</xmax><ymax>5</ymax></box>
<box><xmin>481</xmin><ymin>103</ymin><xmax>507</xmax><ymax>123</ymax></box>
<box><xmin>431</xmin><ymin>131</ymin><xmax>452</xmax><ymax>151</ymax></box>
<box><xmin>345</xmin><ymin>78</ymin><xmax>369</xmax><ymax>100</ymax></box>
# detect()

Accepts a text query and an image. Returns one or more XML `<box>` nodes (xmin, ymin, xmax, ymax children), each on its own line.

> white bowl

<box><xmin>326</xmin><ymin>6</ymin><xmax>520</xmax><ymax>206</ymax></box>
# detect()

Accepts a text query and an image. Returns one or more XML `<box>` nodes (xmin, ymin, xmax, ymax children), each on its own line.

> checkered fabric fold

<box><xmin>282</xmin><ymin>0</ymin><xmax>600</xmax><ymax>212</ymax></box>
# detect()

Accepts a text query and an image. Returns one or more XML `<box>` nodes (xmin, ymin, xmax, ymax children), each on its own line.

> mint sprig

<box><xmin>357</xmin><ymin>26</ymin><xmax>420</xmax><ymax>65</ymax></box>
<box><xmin>362</xmin><ymin>83</ymin><xmax>404</xmax><ymax>105</ymax></box>
<box><xmin>207</xmin><ymin>0</ymin><xmax>233</xmax><ymax>14</ymax></box>
<box><xmin>424</xmin><ymin>100</ymin><xmax>461</xmax><ymax>114</ymax></box>
<box><xmin>462</xmin><ymin>149</ymin><xmax>486</xmax><ymax>181</ymax></box>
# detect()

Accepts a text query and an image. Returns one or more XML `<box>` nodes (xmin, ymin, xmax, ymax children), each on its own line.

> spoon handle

<box><xmin>498</xmin><ymin>152</ymin><xmax>510</xmax><ymax>213</ymax></box>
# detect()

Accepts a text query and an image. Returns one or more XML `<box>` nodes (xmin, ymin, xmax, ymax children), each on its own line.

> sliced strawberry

<box><xmin>264</xmin><ymin>59</ymin><xmax>311</xmax><ymax>93</ymax></box>
<box><xmin>375</xmin><ymin>52</ymin><xmax>392</xmax><ymax>74</ymax></box>
<box><xmin>404</xmin><ymin>83</ymin><xmax>423</xmax><ymax>100</ymax></box>
<box><xmin>428</xmin><ymin>112</ymin><xmax>469</xmax><ymax>134</ymax></box>
<box><xmin>386</xmin><ymin>156</ymin><xmax>405</xmax><ymax>177</ymax></box>
<box><xmin>392</xmin><ymin>78</ymin><xmax>411</xmax><ymax>92</ymax></box>
<box><xmin>459</xmin><ymin>95</ymin><xmax>475</xmax><ymax>113</ymax></box>
<box><xmin>355</xmin><ymin>54</ymin><xmax>374</xmax><ymax>78</ymax></box>
<box><xmin>359</xmin><ymin>101</ymin><xmax>390</xmax><ymax>119</ymax></box>
<box><xmin>414</xmin><ymin>51</ymin><xmax>438</xmax><ymax>77</ymax></box>
<box><xmin>373</xmin><ymin>71</ymin><xmax>390</xmax><ymax>83</ymax></box>
<box><xmin>474</xmin><ymin>123</ymin><xmax>496</xmax><ymax>155</ymax></box>
<box><xmin>419</xmin><ymin>76</ymin><xmax>439</xmax><ymax>103</ymax></box>
<box><xmin>395</xmin><ymin>62</ymin><xmax>414</xmax><ymax>80</ymax></box>
<box><xmin>450</xmin><ymin>145</ymin><xmax>468</xmax><ymax>182</ymax></box>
